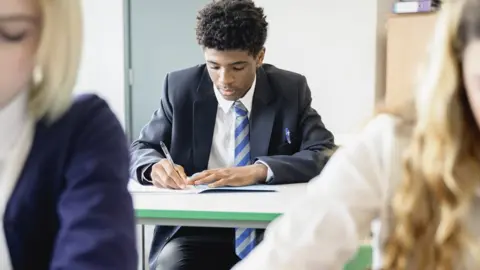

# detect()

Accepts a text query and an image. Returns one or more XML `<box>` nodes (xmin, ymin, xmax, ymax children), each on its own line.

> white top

<box><xmin>210</xmin><ymin>78</ymin><xmax>273</xmax><ymax>180</ymax></box>
<box><xmin>233</xmin><ymin>114</ymin><xmax>480</xmax><ymax>270</ymax></box>
<box><xmin>0</xmin><ymin>92</ymin><xmax>28</xmax><ymax>173</ymax></box>
<box><xmin>0</xmin><ymin>92</ymin><xmax>33</xmax><ymax>270</ymax></box>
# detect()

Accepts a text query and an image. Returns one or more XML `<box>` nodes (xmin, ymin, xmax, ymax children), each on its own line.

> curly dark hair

<box><xmin>195</xmin><ymin>0</ymin><xmax>268</xmax><ymax>56</ymax></box>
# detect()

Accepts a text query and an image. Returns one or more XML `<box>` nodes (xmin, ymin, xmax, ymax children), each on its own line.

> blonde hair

<box><xmin>382</xmin><ymin>0</ymin><xmax>480</xmax><ymax>269</ymax></box>
<box><xmin>29</xmin><ymin>0</ymin><xmax>83</xmax><ymax>121</ymax></box>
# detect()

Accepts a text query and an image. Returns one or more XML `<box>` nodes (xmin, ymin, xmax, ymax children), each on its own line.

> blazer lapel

<box><xmin>250</xmin><ymin>67</ymin><xmax>276</xmax><ymax>159</ymax></box>
<box><xmin>192</xmin><ymin>68</ymin><xmax>218</xmax><ymax>172</ymax></box>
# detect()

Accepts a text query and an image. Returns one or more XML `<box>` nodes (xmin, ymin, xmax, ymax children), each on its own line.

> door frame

<box><xmin>123</xmin><ymin>0</ymin><xmax>133</xmax><ymax>142</ymax></box>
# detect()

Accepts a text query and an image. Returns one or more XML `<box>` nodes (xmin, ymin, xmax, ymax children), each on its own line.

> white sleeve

<box><xmin>233</xmin><ymin>115</ymin><xmax>395</xmax><ymax>270</ymax></box>
<box><xmin>254</xmin><ymin>160</ymin><xmax>274</xmax><ymax>182</ymax></box>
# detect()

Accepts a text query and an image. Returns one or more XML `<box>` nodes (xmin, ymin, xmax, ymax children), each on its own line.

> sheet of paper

<box><xmin>129</xmin><ymin>181</ymin><xmax>277</xmax><ymax>194</ymax></box>
<box><xmin>196</xmin><ymin>185</ymin><xmax>277</xmax><ymax>193</ymax></box>
<box><xmin>130</xmin><ymin>184</ymin><xmax>201</xmax><ymax>194</ymax></box>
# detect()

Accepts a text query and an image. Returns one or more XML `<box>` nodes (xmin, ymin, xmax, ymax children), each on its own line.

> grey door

<box><xmin>128</xmin><ymin>0</ymin><xmax>210</xmax><ymax>139</ymax></box>
<box><xmin>127</xmin><ymin>1</ymin><xmax>211</xmax><ymax>269</ymax></box>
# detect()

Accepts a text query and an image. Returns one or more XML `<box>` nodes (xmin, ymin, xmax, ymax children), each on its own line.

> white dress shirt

<box><xmin>233</xmin><ymin>114</ymin><xmax>480</xmax><ymax>270</ymax></box>
<box><xmin>0</xmin><ymin>92</ymin><xmax>28</xmax><ymax>176</ymax></box>
<box><xmin>0</xmin><ymin>91</ymin><xmax>33</xmax><ymax>270</ymax></box>
<box><xmin>209</xmin><ymin>77</ymin><xmax>273</xmax><ymax>181</ymax></box>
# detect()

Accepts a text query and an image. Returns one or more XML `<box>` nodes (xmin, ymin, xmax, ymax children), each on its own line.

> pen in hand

<box><xmin>159</xmin><ymin>141</ymin><xmax>187</xmax><ymax>189</ymax></box>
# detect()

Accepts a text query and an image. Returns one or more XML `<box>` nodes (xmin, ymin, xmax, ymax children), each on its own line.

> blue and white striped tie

<box><xmin>233</xmin><ymin>101</ymin><xmax>256</xmax><ymax>259</ymax></box>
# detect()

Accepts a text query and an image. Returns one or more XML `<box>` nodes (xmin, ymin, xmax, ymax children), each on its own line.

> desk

<box><xmin>130</xmin><ymin>181</ymin><xmax>372</xmax><ymax>270</ymax></box>
<box><xmin>130</xmin><ymin>181</ymin><xmax>306</xmax><ymax>228</ymax></box>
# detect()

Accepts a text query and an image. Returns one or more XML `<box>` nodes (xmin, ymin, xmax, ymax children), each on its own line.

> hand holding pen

<box><xmin>149</xmin><ymin>141</ymin><xmax>188</xmax><ymax>189</ymax></box>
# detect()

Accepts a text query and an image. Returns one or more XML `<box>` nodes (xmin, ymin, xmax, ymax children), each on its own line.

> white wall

<box><xmin>75</xmin><ymin>0</ymin><xmax>126</xmax><ymax>126</ymax></box>
<box><xmin>257</xmin><ymin>0</ymin><xmax>395</xmax><ymax>138</ymax></box>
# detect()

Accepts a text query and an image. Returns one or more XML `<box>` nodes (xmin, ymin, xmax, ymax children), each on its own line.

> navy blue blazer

<box><xmin>130</xmin><ymin>64</ymin><xmax>336</xmax><ymax>268</ymax></box>
<box><xmin>4</xmin><ymin>94</ymin><xmax>137</xmax><ymax>269</ymax></box>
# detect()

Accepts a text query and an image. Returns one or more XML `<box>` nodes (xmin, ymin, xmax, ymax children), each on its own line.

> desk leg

<box><xmin>142</xmin><ymin>224</ymin><xmax>146</xmax><ymax>270</ymax></box>
<box><xmin>136</xmin><ymin>224</ymin><xmax>147</xmax><ymax>270</ymax></box>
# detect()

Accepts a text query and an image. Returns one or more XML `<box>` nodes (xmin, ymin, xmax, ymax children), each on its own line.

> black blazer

<box><xmin>131</xmin><ymin>63</ymin><xmax>335</xmax><ymax>184</ymax></box>
<box><xmin>130</xmin><ymin>63</ymin><xmax>335</xmax><ymax>267</ymax></box>
<box><xmin>6</xmin><ymin>95</ymin><xmax>137</xmax><ymax>269</ymax></box>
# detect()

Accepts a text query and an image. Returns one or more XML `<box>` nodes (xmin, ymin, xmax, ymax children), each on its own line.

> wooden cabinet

<box><xmin>385</xmin><ymin>13</ymin><xmax>438</xmax><ymax>107</ymax></box>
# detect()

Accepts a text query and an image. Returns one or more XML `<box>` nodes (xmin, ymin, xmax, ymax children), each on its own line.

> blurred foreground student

<box><xmin>0</xmin><ymin>0</ymin><xmax>137</xmax><ymax>269</ymax></box>
<box><xmin>234</xmin><ymin>0</ymin><xmax>480</xmax><ymax>269</ymax></box>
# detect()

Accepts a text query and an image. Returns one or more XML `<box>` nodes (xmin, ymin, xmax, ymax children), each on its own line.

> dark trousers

<box><xmin>154</xmin><ymin>227</ymin><xmax>240</xmax><ymax>270</ymax></box>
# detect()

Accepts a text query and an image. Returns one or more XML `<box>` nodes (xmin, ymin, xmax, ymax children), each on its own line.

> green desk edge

<box><xmin>136</xmin><ymin>209</ymin><xmax>372</xmax><ymax>270</ymax></box>
<box><xmin>135</xmin><ymin>209</ymin><xmax>280</xmax><ymax>221</ymax></box>
<box><xmin>344</xmin><ymin>245</ymin><xmax>372</xmax><ymax>270</ymax></box>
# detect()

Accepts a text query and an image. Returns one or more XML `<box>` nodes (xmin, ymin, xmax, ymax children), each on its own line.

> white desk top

<box><xmin>129</xmin><ymin>181</ymin><xmax>307</xmax><ymax>215</ymax></box>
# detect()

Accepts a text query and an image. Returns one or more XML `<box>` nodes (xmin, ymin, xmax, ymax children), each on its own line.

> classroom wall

<box><xmin>75</xmin><ymin>0</ymin><xmax>126</xmax><ymax>126</ymax></box>
<box><xmin>256</xmin><ymin>0</ymin><xmax>395</xmax><ymax>137</ymax></box>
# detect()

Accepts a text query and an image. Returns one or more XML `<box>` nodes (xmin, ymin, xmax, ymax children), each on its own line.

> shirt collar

<box><xmin>213</xmin><ymin>76</ymin><xmax>256</xmax><ymax>114</ymax></box>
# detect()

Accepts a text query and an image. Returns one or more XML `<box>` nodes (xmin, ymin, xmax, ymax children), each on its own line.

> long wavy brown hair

<box><xmin>382</xmin><ymin>0</ymin><xmax>480</xmax><ymax>269</ymax></box>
